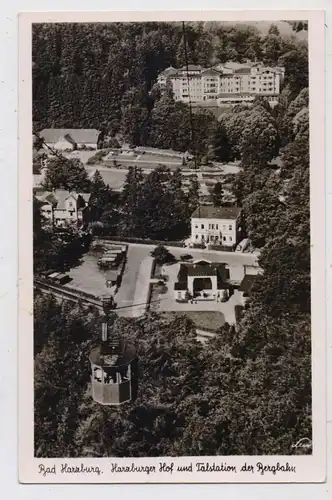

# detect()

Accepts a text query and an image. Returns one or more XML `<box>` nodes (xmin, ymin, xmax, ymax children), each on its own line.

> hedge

<box><xmin>192</xmin><ymin>243</ymin><xmax>205</xmax><ymax>249</ymax></box>
<box><xmin>86</xmin><ymin>150</ymin><xmax>109</xmax><ymax>165</ymax></box>
<box><xmin>96</xmin><ymin>235</ymin><xmax>185</xmax><ymax>247</ymax></box>
<box><xmin>208</xmin><ymin>244</ymin><xmax>236</xmax><ymax>252</ymax></box>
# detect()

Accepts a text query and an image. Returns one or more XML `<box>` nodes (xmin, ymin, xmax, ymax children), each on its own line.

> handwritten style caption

<box><xmin>38</xmin><ymin>460</ymin><xmax>296</xmax><ymax>478</ymax></box>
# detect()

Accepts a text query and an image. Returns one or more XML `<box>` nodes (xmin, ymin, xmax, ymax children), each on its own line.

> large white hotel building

<box><xmin>157</xmin><ymin>62</ymin><xmax>285</xmax><ymax>107</ymax></box>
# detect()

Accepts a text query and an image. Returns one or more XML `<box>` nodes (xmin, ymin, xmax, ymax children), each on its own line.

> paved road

<box><xmin>167</xmin><ymin>246</ymin><xmax>260</xmax><ymax>268</ymax></box>
<box><xmin>113</xmin><ymin>241</ymin><xmax>260</xmax><ymax>268</ymax></box>
<box><xmin>130</xmin><ymin>257</ymin><xmax>155</xmax><ymax>317</ymax></box>
<box><xmin>115</xmin><ymin>245</ymin><xmax>152</xmax><ymax>317</ymax></box>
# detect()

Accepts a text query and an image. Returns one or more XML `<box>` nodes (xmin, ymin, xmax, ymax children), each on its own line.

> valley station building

<box><xmin>190</xmin><ymin>205</ymin><xmax>241</xmax><ymax>247</ymax></box>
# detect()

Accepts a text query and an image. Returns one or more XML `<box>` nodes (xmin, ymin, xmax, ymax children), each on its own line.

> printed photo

<box><xmin>31</xmin><ymin>18</ymin><xmax>313</xmax><ymax>460</ymax></box>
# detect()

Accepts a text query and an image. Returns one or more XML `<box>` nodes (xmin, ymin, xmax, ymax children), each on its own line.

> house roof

<box><xmin>191</xmin><ymin>205</ymin><xmax>241</xmax><ymax>220</ymax></box>
<box><xmin>159</xmin><ymin>66</ymin><xmax>178</xmax><ymax>77</ymax></box>
<box><xmin>39</xmin><ymin>129</ymin><xmax>100</xmax><ymax>144</ymax></box>
<box><xmin>176</xmin><ymin>262</ymin><xmax>230</xmax><ymax>290</ymax></box>
<box><xmin>35</xmin><ymin>189</ymin><xmax>90</xmax><ymax>210</ymax></box>
<box><xmin>80</xmin><ymin>193</ymin><xmax>91</xmax><ymax>203</ymax></box>
<box><xmin>239</xmin><ymin>274</ymin><xmax>256</xmax><ymax>293</ymax></box>
<box><xmin>178</xmin><ymin>262</ymin><xmax>228</xmax><ymax>279</ymax></box>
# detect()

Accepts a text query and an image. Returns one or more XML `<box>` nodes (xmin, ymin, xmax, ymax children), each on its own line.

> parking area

<box><xmin>67</xmin><ymin>252</ymin><xmax>109</xmax><ymax>297</ymax></box>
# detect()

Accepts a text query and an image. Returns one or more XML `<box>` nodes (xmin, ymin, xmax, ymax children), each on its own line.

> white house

<box><xmin>38</xmin><ymin>129</ymin><xmax>100</xmax><ymax>151</ymax></box>
<box><xmin>190</xmin><ymin>205</ymin><xmax>241</xmax><ymax>247</ymax></box>
<box><xmin>35</xmin><ymin>189</ymin><xmax>91</xmax><ymax>227</ymax></box>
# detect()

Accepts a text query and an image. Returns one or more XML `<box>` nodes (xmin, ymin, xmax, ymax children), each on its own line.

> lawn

<box><xmin>162</xmin><ymin>310</ymin><xmax>225</xmax><ymax>332</ymax></box>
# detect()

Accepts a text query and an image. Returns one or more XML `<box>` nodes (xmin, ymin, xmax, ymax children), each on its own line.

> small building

<box><xmin>174</xmin><ymin>260</ymin><xmax>230</xmax><ymax>301</ymax></box>
<box><xmin>226</xmin><ymin>264</ymin><xmax>245</xmax><ymax>284</ymax></box>
<box><xmin>190</xmin><ymin>205</ymin><xmax>241</xmax><ymax>247</ymax></box>
<box><xmin>39</xmin><ymin>129</ymin><xmax>100</xmax><ymax>151</ymax></box>
<box><xmin>238</xmin><ymin>274</ymin><xmax>256</xmax><ymax>305</ymax></box>
<box><xmin>35</xmin><ymin>189</ymin><xmax>91</xmax><ymax>227</ymax></box>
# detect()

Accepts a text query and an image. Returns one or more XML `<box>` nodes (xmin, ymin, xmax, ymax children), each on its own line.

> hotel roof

<box><xmin>191</xmin><ymin>205</ymin><xmax>241</xmax><ymax>219</ymax></box>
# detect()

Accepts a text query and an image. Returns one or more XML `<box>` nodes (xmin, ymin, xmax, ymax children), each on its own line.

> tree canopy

<box><xmin>43</xmin><ymin>156</ymin><xmax>91</xmax><ymax>192</ymax></box>
<box><xmin>33</xmin><ymin>21</ymin><xmax>311</xmax><ymax>459</ymax></box>
<box><xmin>33</xmin><ymin>22</ymin><xmax>308</xmax><ymax>158</ymax></box>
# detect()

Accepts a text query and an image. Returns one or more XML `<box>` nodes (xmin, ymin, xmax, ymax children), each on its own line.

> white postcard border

<box><xmin>18</xmin><ymin>9</ymin><xmax>326</xmax><ymax>483</ymax></box>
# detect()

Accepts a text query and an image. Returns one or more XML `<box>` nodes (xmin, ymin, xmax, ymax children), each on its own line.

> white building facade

<box><xmin>190</xmin><ymin>206</ymin><xmax>241</xmax><ymax>247</ymax></box>
<box><xmin>36</xmin><ymin>190</ymin><xmax>91</xmax><ymax>227</ymax></box>
<box><xmin>157</xmin><ymin>62</ymin><xmax>284</xmax><ymax>107</ymax></box>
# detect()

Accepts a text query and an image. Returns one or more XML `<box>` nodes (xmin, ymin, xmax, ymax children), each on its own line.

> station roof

<box><xmin>177</xmin><ymin>262</ymin><xmax>229</xmax><ymax>281</ymax></box>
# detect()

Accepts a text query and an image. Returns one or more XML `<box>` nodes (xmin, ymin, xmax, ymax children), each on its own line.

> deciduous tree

<box><xmin>43</xmin><ymin>157</ymin><xmax>91</xmax><ymax>192</ymax></box>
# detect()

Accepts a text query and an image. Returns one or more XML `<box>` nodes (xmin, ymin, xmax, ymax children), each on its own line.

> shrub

<box><xmin>151</xmin><ymin>245</ymin><xmax>176</xmax><ymax>265</ymax></box>
<box><xmin>89</xmin><ymin>221</ymin><xmax>104</xmax><ymax>236</ymax></box>
<box><xmin>86</xmin><ymin>150</ymin><xmax>108</xmax><ymax>165</ymax></box>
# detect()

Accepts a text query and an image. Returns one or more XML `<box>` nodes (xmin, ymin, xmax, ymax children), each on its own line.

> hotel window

<box><xmin>195</xmin><ymin>235</ymin><xmax>198</xmax><ymax>239</ymax></box>
<box><xmin>201</xmin><ymin>224</ymin><xmax>204</xmax><ymax>229</ymax></box>
<box><xmin>216</xmin><ymin>224</ymin><xmax>218</xmax><ymax>230</ymax></box>
<box><xmin>211</xmin><ymin>224</ymin><xmax>214</xmax><ymax>229</ymax></box>
<box><xmin>229</xmin><ymin>236</ymin><xmax>232</xmax><ymax>242</ymax></box>
<box><xmin>195</xmin><ymin>225</ymin><xmax>198</xmax><ymax>228</ymax></box>
<box><xmin>229</xmin><ymin>225</ymin><xmax>232</xmax><ymax>230</ymax></box>
<box><xmin>223</xmin><ymin>236</ymin><xmax>226</xmax><ymax>241</ymax></box>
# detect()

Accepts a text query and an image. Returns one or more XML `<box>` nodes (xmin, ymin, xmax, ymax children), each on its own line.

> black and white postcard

<box><xmin>18</xmin><ymin>10</ymin><xmax>326</xmax><ymax>483</ymax></box>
